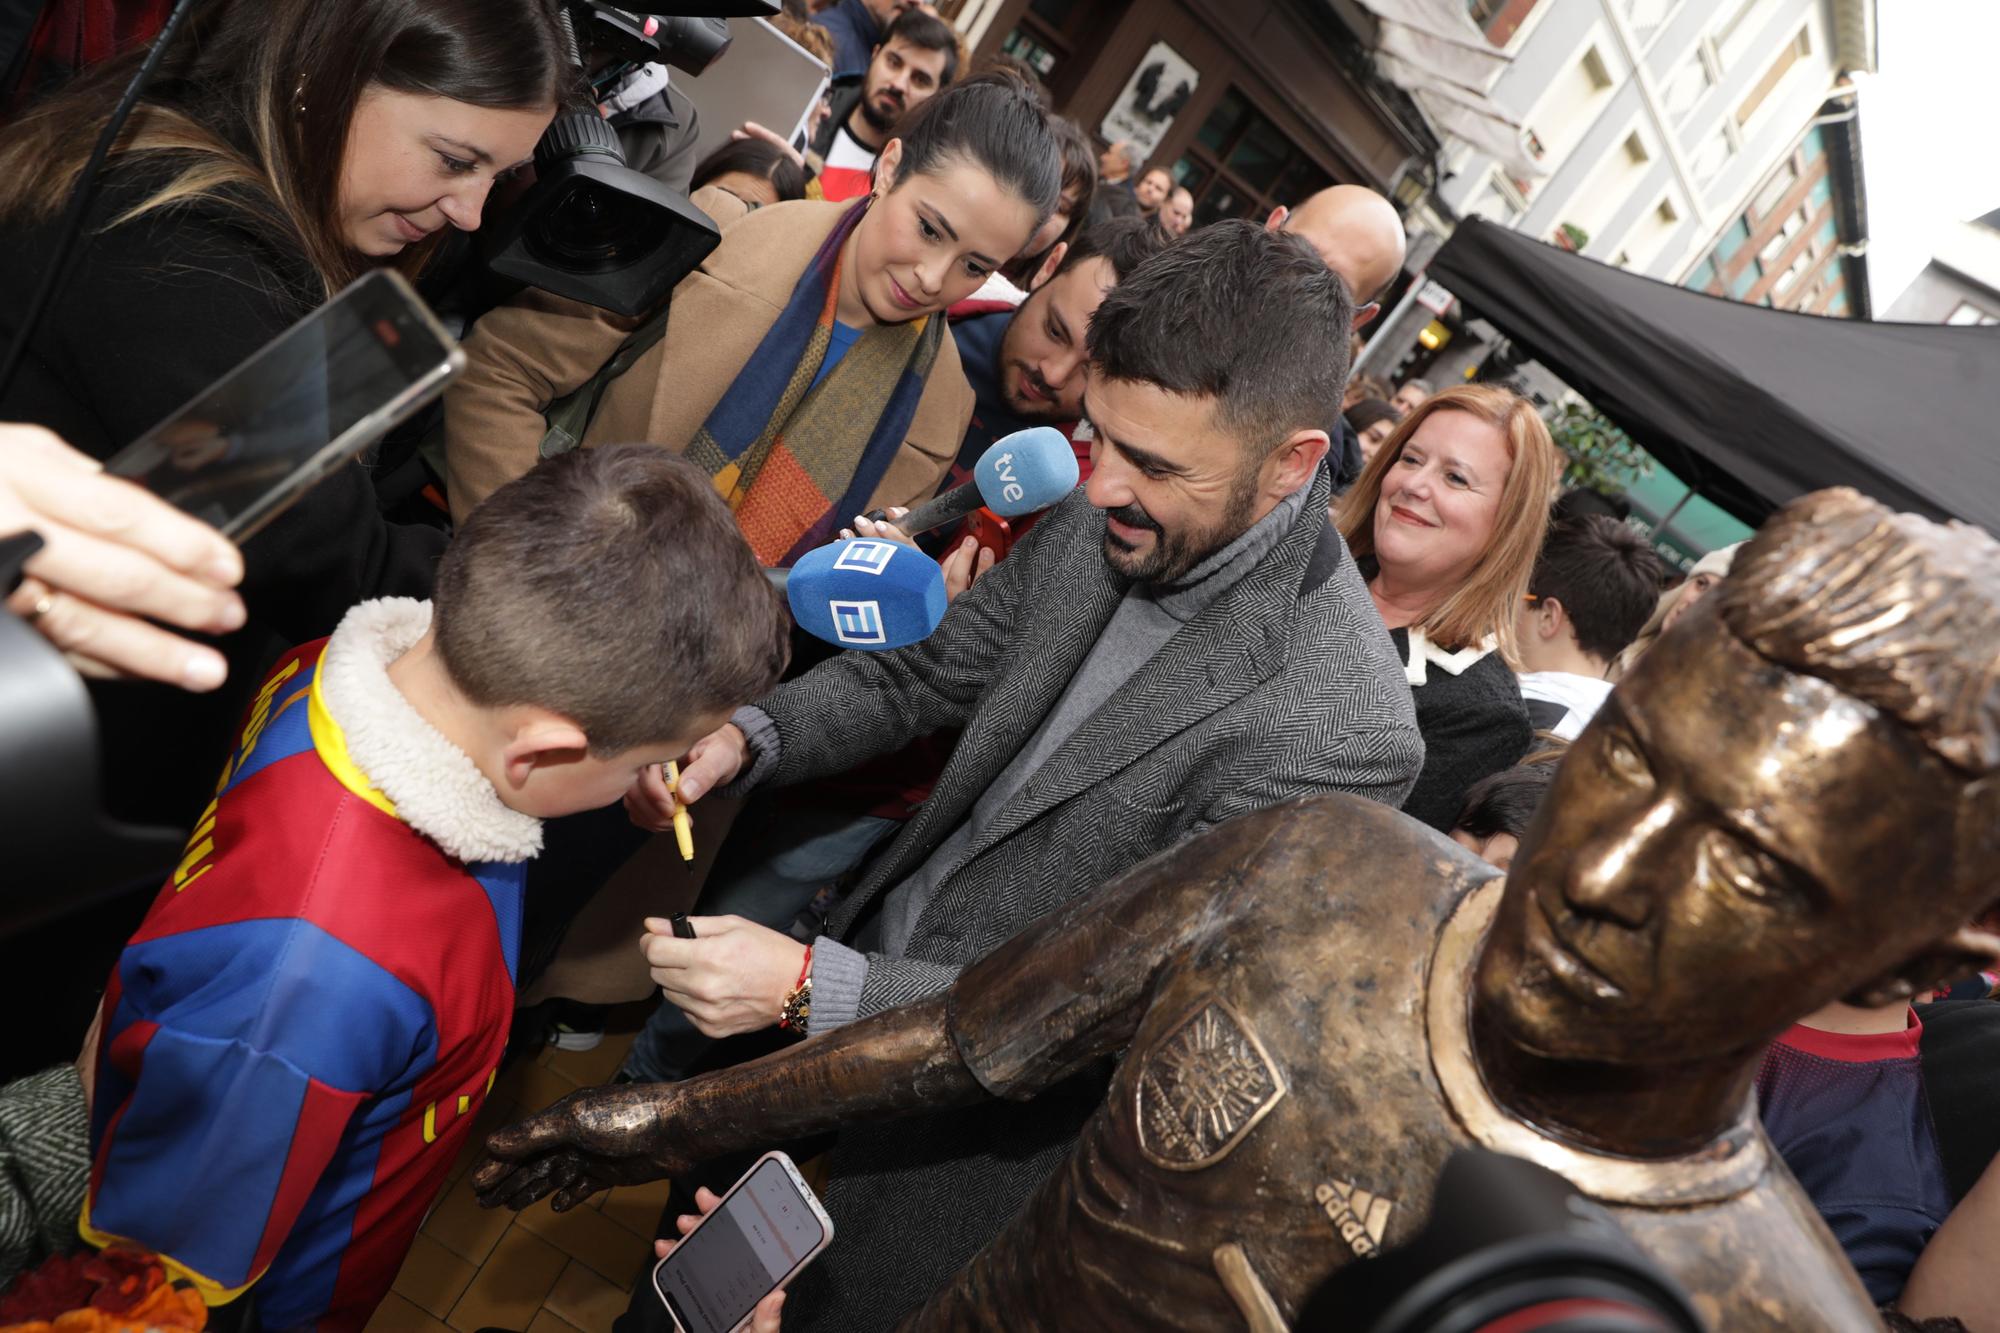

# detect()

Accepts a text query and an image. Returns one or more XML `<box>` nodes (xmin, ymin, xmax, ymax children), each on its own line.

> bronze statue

<box><xmin>475</xmin><ymin>488</ymin><xmax>2000</xmax><ymax>1331</ymax></box>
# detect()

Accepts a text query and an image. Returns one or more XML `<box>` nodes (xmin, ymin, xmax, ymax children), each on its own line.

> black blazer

<box><xmin>1389</xmin><ymin>624</ymin><xmax>1532</xmax><ymax>830</ymax></box>
<box><xmin>0</xmin><ymin>167</ymin><xmax>445</xmax><ymax>830</ymax></box>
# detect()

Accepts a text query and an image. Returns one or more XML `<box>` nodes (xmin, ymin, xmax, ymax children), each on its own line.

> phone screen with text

<box><xmin>654</xmin><ymin>1159</ymin><xmax>826</xmax><ymax>1333</ymax></box>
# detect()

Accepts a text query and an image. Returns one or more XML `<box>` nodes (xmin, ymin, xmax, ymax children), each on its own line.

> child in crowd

<box><xmin>80</xmin><ymin>447</ymin><xmax>790</xmax><ymax>1330</ymax></box>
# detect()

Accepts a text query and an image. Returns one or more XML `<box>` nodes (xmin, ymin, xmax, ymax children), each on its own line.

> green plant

<box><xmin>1546</xmin><ymin>401</ymin><xmax>1652</xmax><ymax>496</ymax></box>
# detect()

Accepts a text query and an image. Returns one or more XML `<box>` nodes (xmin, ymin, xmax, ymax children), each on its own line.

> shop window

<box><xmin>1178</xmin><ymin>88</ymin><xmax>1332</xmax><ymax>228</ymax></box>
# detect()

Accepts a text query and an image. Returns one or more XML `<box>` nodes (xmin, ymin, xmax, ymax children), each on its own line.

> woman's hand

<box><xmin>938</xmin><ymin>535</ymin><xmax>995</xmax><ymax>602</ymax></box>
<box><xmin>733</xmin><ymin>120</ymin><xmax>806</xmax><ymax>169</ymax></box>
<box><xmin>2</xmin><ymin>424</ymin><xmax>245</xmax><ymax>689</ymax></box>
<box><xmin>654</xmin><ymin>1187</ymin><xmax>786</xmax><ymax>1331</ymax></box>
<box><xmin>837</xmin><ymin>507</ymin><xmax>915</xmax><ymax>546</ymax></box>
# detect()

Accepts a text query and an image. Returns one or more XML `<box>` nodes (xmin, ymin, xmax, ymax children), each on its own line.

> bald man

<box><xmin>1266</xmin><ymin>184</ymin><xmax>1406</xmax><ymax>330</ymax></box>
<box><xmin>1267</xmin><ymin>184</ymin><xmax>1406</xmax><ymax>490</ymax></box>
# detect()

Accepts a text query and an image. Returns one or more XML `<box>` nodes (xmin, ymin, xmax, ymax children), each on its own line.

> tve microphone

<box><xmin>766</xmin><ymin>538</ymin><xmax>947</xmax><ymax>650</ymax></box>
<box><xmin>867</xmin><ymin>426</ymin><xmax>1077</xmax><ymax>535</ymax></box>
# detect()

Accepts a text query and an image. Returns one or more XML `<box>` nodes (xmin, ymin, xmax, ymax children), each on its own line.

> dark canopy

<box><xmin>1429</xmin><ymin>217</ymin><xmax>2000</xmax><ymax>535</ymax></box>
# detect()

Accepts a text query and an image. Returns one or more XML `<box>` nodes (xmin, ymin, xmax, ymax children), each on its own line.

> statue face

<box><xmin>1476</xmin><ymin>601</ymin><xmax>1963</xmax><ymax>1066</ymax></box>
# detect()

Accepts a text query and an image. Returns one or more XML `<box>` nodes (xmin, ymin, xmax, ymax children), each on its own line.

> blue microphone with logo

<box><xmin>864</xmin><ymin>426</ymin><xmax>1078</xmax><ymax>534</ymax></box>
<box><xmin>770</xmin><ymin>538</ymin><xmax>948</xmax><ymax>650</ymax></box>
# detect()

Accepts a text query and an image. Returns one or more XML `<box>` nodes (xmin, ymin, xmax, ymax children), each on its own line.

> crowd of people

<box><xmin>0</xmin><ymin>1</ymin><xmax>1994</xmax><ymax>1331</ymax></box>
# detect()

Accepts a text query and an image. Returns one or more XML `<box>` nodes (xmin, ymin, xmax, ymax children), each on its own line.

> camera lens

<box><xmin>524</xmin><ymin>179</ymin><xmax>661</xmax><ymax>274</ymax></box>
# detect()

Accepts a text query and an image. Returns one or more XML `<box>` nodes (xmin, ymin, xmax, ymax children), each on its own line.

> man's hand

<box><xmin>642</xmin><ymin>915</ymin><xmax>807</xmax><ymax>1038</ymax></box>
<box><xmin>654</xmin><ymin>1187</ymin><xmax>786</xmax><ymax>1331</ymax></box>
<box><xmin>626</xmin><ymin>723</ymin><xmax>747</xmax><ymax>830</ymax></box>
<box><xmin>474</xmin><ymin>1084</ymin><xmax>690</xmax><ymax>1213</ymax></box>
<box><xmin>2</xmin><ymin>424</ymin><xmax>245</xmax><ymax>688</ymax></box>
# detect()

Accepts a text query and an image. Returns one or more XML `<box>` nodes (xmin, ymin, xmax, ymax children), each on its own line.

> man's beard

<box><xmin>1004</xmin><ymin>362</ymin><xmax>1070</xmax><ymax>424</ymax></box>
<box><xmin>858</xmin><ymin>89</ymin><xmax>903</xmax><ymax>135</ymax></box>
<box><xmin>1100</xmin><ymin>470</ymin><xmax>1262</xmax><ymax>584</ymax></box>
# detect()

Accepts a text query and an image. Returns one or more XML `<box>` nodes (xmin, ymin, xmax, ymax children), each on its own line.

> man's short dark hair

<box><xmin>434</xmin><ymin>445</ymin><xmax>790</xmax><ymax>755</ymax></box>
<box><xmin>1084</xmin><ymin>220</ymin><xmax>1354</xmax><ymax>453</ymax></box>
<box><xmin>1057</xmin><ymin>213</ymin><xmax>1172</xmax><ymax>284</ymax></box>
<box><xmin>1529</xmin><ymin>515</ymin><xmax>1668</xmax><ymax>663</ymax></box>
<box><xmin>880</xmin><ymin>9</ymin><xmax>959</xmax><ymax>85</ymax></box>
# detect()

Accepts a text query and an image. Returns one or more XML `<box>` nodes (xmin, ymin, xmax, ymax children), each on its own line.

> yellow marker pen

<box><xmin>665</xmin><ymin>761</ymin><xmax>695</xmax><ymax>862</ymax></box>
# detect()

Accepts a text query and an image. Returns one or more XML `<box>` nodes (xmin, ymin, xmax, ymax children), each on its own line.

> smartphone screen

<box><xmin>106</xmin><ymin>269</ymin><xmax>460</xmax><ymax>542</ymax></box>
<box><xmin>653</xmin><ymin>1157</ymin><xmax>829</xmax><ymax>1333</ymax></box>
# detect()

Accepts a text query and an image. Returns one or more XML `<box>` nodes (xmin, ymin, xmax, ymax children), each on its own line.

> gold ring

<box><xmin>21</xmin><ymin>586</ymin><xmax>53</xmax><ymax>622</ymax></box>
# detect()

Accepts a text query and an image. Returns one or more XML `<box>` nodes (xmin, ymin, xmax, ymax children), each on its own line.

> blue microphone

<box><xmin>866</xmin><ymin>426</ymin><xmax>1078</xmax><ymax>534</ymax></box>
<box><xmin>772</xmin><ymin>538</ymin><xmax>948</xmax><ymax>650</ymax></box>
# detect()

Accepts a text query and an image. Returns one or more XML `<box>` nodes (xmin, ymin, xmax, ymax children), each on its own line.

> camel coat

<box><xmin>443</xmin><ymin>197</ymin><xmax>973</xmax><ymax>524</ymax></box>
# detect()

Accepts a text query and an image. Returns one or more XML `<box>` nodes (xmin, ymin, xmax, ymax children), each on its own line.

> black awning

<box><xmin>1428</xmin><ymin>217</ymin><xmax>2000</xmax><ymax>534</ymax></box>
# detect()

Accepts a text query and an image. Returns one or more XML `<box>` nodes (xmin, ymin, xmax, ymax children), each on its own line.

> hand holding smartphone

<box><xmin>653</xmin><ymin>1152</ymin><xmax>832</xmax><ymax>1333</ymax></box>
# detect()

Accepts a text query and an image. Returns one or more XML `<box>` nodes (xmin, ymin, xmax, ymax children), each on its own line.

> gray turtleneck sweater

<box><xmin>804</xmin><ymin>484</ymin><xmax>1312</xmax><ymax>1032</ymax></box>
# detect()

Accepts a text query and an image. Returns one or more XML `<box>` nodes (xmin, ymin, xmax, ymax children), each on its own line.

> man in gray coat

<box><xmin>619</xmin><ymin>221</ymin><xmax>1422</xmax><ymax>1327</ymax></box>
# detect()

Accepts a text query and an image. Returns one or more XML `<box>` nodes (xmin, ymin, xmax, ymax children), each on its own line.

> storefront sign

<box><xmin>1099</xmin><ymin>40</ymin><xmax>1200</xmax><ymax>162</ymax></box>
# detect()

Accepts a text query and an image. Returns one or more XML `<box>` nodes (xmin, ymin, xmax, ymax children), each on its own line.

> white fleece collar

<box><xmin>317</xmin><ymin>598</ymin><xmax>543</xmax><ymax>864</ymax></box>
<box><xmin>1404</xmin><ymin>627</ymin><xmax>1498</xmax><ymax>687</ymax></box>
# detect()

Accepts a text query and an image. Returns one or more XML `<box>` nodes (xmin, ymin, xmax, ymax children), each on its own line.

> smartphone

<box><xmin>105</xmin><ymin>269</ymin><xmax>463</xmax><ymax>543</ymax></box>
<box><xmin>651</xmin><ymin>1151</ymin><xmax>834</xmax><ymax>1333</ymax></box>
<box><xmin>960</xmin><ymin>506</ymin><xmax>1016</xmax><ymax>562</ymax></box>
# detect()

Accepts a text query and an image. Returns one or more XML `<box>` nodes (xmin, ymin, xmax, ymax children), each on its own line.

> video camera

<box><xmin>481</xmin><ymin>2</ymin><xmax>779</xmax><ymax>317</ymax></box>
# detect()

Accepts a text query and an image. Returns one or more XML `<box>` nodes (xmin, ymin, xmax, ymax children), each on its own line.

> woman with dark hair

<box><xmin>690</xmin><ymin>136</ymin><xmax>810</xmax><ymax>229</ymax></box>
<box><xmin>1344</xmin><ymin>395</ymin><xmax>1400</xmax><ymax>468</ymax></box>
<box><xmin>444</xmin><ymin>74</ymin><xmax>1064</xmax><ymax>563</ymax></box>
<box><xmin>0</xmin><ymin>0</ymin><xmax>567</xmax><ymax>831</ymax></box>
<box><xmin>1001</xmin><ymin>113</ymin><xmax>1094</xmax><ymax>287</ymax></box>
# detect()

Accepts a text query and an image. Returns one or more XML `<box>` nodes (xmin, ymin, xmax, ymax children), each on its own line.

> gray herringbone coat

<box><xmin>755</xmin><ymin>464</ymin><xmax>1423</xmax><ymax>1330</ymax></box>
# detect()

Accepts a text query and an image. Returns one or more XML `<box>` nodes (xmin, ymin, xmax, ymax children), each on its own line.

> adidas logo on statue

<box><xmin>1315</xmin><ymin>1179</ymin><xmax>1393</xmax><ymax>1258</ymax></box>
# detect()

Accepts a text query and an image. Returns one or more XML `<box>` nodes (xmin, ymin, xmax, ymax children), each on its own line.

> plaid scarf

<box><xmin>686</xmin><ymin>199</ymin><xmax>946</xmax><ymax>567</ymax></box>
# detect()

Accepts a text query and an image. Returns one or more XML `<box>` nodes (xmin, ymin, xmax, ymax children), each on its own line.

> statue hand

<box><xmin>471</xmin><ymin>1084</ymin><xmax>691</xmax><ymax>1213</ymax></box>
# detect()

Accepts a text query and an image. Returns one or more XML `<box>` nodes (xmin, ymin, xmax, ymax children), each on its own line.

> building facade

<box><xmin>1884</xmin><ymin>214</ymin><xmax>2000</xmax><ymax>325</ymax></box>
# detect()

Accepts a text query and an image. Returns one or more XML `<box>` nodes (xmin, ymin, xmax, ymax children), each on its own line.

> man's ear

<box><xmin>1264</xmin><ymin>204</ymin><xmax>1288</xmax><ymax>233</ymax></box>
<box><xmin>1844</xmin><ymin>925</ymin><xmax>2000</xmax><ymax>1006</ymax></box>
<box><xmin>1268</xmin><ymin>428</ymin><xmax>1330</xmax><ymax>495</ymax></box>
<box><xmin>1351</xmin><ymin>301</ymin><xmax>1382</xmax><ymax>331</ymax></box>
<box><xmin>500</xmin><ymin>711</ymin><xmax>591</xmax><ymax>790</ymax></box>
<box><xmin>1029</xmin><ymin>241</ymin><xmax>1067</xmax><ymax>291</ymax></box>
<box><xmin>1536</xmin><ymin>596</ymin><xmax>1568</xmax><ymax>642</ymax></box>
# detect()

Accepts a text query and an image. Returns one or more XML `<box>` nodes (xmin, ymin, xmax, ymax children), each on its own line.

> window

<box><xmin>1714</xmin><ymin>0</ymin><xmax>1776</xmax><ymax>68</ymax></box>
<box><xmin>997</xmin><ymin>0</ymin><xmax>1125</xmax><ymax>103</ymax></box>
<box><xmin>1771</xmin><ymin>247</ymin><xmax>1814</xmax><ymax>297</ymax></box>
<box><xmin>1727</xmin><ymin>260</ymin><xmax>1760</xmax><ymax>300</ymax></box>
<box><xmin>1467</xmin><ymin>0</ymin><xmax>1545</xmax><ymax>47</ymax></box>
<box><xmin>1828</xmin><ymin>288</ymin><xmax>1850</xmax><ymax>317</ymax></box>
<box><xmin>1465</xmin><ymin>172</ymin><xmax>1525</xmax><ymax>225</ymax></box>
<box><xmin>1808</xmin><ymin>174</ymin><xmax>1833</xmax><ymax>210</ymax></box>
<box><xmin>1750</xmin><ymin>160</ymin><xmax>1798</xmax><ymax>221</ymax></box>
<box><xmin>1615</xmin><ymin>0</ymin><xmax>1679</xmax><ymax>47</ymax></box>
<box><xmin>1526</xmin><ymin>43</ymin><xmax>1617</xmax><ymax>168</ymax></box>
<box><xmin>1814</xmin><ymin>215</ymin><xmax>1839</xmax><ymax>253</ymax></box>
<box><xmin>1690</xmin><ymin>124</ymin><xmax>1735</xmax><ymax>187</ymax></box>
<box><xmin>1736</xmin><ymin>27</ymin><xmax>1810</xmax><ymax>128</ymax></box>
<box><xmin>1661</xmin><ymin>50</ymin><xmax>1713</xmax><ymax>124</ymax></box>
<box><xmin>1948</xmin><ymin>302</ymin><xmax>1999</xmax><ymax>326</ymax></box>
<box><xmin>1713</xmin><ymin>217</ymin><xmax>1752</xmax><ymax>263</ymax></box>
<box><xmin>1621</xmin><ymin>194</ymin><xmax>1683</xmax><ymax>272</ymax></box>
<box><xmin>1802</xmin><ymin>126</ymin><xmax>1826</xmax><ymax>164</ymax></box>
<box><xmin>1176</xmin><ymin>89</ymin><xmax>1332</xmax><ymax>228</ymax></box>
<box><xmin>1757</xmin><ymin>205</ymin><xmax>1809</xmax><ymax>265</ymax></box>
<box><xmin>1686</xmin><ymin>258</ymin><xmax>1718</xmax><ymax>292</ymax></box>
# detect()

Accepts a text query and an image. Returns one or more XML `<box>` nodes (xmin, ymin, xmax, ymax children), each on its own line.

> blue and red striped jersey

<box><xmin>84</xmin><ymin>638</ymin><xmax>526</xmax><ymax>1330</ymax></box>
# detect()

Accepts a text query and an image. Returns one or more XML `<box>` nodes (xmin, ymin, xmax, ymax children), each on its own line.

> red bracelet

<box><xmin>794</xmin><ymin>943</ymin><xmax>814</xmax><ymax>991</ymax></box>
<box><xmin>777</xmin><ymin>944</ymin><xmax>813</xmax><ymax>1032</ymax></box>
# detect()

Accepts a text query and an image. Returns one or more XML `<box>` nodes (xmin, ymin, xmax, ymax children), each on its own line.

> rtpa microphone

<box><xmin>866</xmin><ymin>426</ymin><xmax>1078</xmax><ymax>535</ymax></box>
<box><xmin>764</xmin><ymin>537</ymin><xmax>947</xmax><ymax>650</ymax></box>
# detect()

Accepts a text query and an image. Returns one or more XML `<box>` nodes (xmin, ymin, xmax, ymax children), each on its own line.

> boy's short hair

<box><xmin>1529</xmin><ymin>515</ymin><xmax>1668</xmax><ymax>663</ymax></box>
<box><xmin>1453</xmin><ymin>748</ymin><xmax>1564</xmax><ymax>842</ymax></box>
<box><xmin>1085</xmin><ymin>219</ymin><xmax>1354</xmax><ymax>455</ymax></box>
<box><xmin>434</xmin><ymin>445</ymin><xmax>789</xmax><ymax>754</ymax></box>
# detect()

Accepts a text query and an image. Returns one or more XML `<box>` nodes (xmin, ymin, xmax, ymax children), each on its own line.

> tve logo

<box><xmin>986</xmin><ymin>451</ymin><xmax>1025</xmax><ymax>507</ymax></box>
<box><xmin>830</xmin><ymin>600</ymin><xmax>887</xmax><ymax>645</ymax></box>
<box><xmin>832</xmin><ymin>540</ymin><xmax>897</xmax><ymax>576</ymax></box>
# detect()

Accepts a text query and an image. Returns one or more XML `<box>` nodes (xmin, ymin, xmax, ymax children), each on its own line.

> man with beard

<box><xmin>1133</xmin><ymin>165</ymin><xmax>1174</xmax><ymax>216</ymax></box>
<box><xmin>808</xmin><ymin>8</ymin><xmax>956</xmax><ymax>202</ymax></box>
<box><xmin>948</xmin><ymin>214</ymin><xmax>1171</xmax><ymax>473</ymax></box>
<box><xmin>608</xmin><ymin>221</ymin><xmax>1421</xmax><ymax>1330</ymax></box>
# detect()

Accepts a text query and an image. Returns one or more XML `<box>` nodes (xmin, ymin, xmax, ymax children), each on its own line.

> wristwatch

<box><xmin>779</xmin><ymin>976</ymin><xmax>812</xmax><ymax>1037</ymax></box>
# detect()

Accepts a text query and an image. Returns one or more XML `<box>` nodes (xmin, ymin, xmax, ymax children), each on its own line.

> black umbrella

<box><xmin>1428</xmin><ymin>217</ymin><xmax>2000</xmax><ymax>534</ymax></box>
